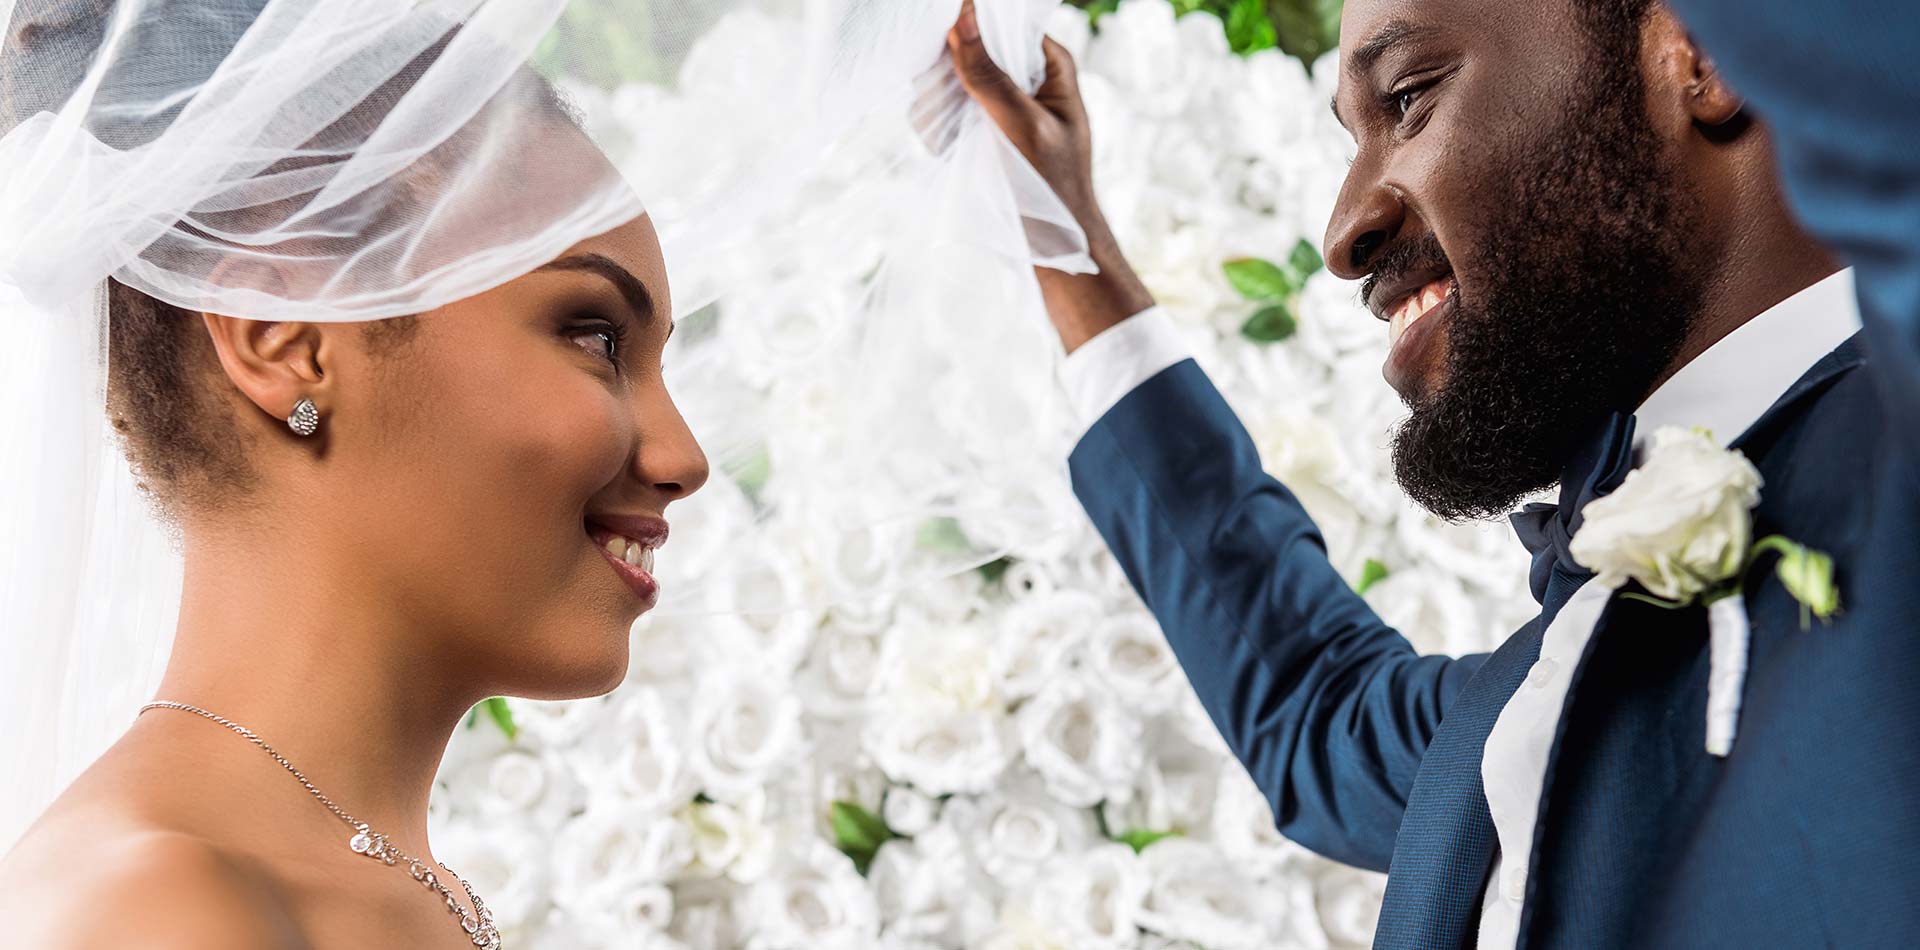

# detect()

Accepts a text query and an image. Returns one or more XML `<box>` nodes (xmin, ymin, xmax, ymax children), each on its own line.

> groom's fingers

<box><xmin>947</xmin><ymin>0</ymin><xmax>1038</xmax><ymax>135</ymax></box>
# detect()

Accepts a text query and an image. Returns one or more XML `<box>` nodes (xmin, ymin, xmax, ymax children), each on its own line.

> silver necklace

<box><xmin>139</xmin><ymin>701</ymin><xmax>502</xmax><ymax>949</ymax></box>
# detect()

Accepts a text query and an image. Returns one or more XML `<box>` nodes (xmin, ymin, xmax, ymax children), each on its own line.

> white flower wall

<box><xmin>433</xmin><ymin>2</ymin><xmax>1538</xmax><ymax>947</ymax></box>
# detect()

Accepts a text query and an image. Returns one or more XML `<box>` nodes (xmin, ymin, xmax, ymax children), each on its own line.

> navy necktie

<box><xmin>1509</xmin><ymin>411</ymin><xmax>1637</xmax><ymax>626</ymax></box>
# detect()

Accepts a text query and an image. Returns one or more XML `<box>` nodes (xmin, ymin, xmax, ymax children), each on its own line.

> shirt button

<box><xmin>1526</xmin><ymin>658</ymin><xmax>1559</xmax><ymax>689</ymax></box>
<box><xmin>1505</xmin><ymin>866</ymin><xmax>1528</xmax><ymax>903</ymax></box>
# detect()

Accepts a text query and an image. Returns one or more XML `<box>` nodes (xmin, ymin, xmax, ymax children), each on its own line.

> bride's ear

<box><xmin>196</xmin><ymin>256</ymin><xmax>337</xmax><ymax>432</ymax></box>
<box><xmin>200</xmin><ymin>310</ymin><xmax>330</xmax><ymax>431</ymax></box>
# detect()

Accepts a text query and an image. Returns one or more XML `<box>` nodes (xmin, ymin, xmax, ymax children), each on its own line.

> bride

<box><xmin>0</xmin><ymin>0</ymin><xmax>1086</xmax><ymax>945</ymax></box>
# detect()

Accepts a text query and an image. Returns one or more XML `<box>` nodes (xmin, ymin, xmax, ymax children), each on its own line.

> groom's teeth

<box><xmin>605</xmin><ymin>536</ymin><xmax>626</xmax><ymax>558</ymax></box>
<box><xmin>623</xmin><ymin>541</ymin><xmax>644</xmax><ymax>566</ymax></box>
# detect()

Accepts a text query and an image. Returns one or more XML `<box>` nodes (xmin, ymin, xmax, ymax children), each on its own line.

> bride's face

<box><xmin>314</xmin><ymin>215</ymin><xmax>707</xmax><ymax>699</ymax></box>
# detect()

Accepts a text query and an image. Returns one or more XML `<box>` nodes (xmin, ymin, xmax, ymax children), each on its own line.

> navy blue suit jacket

<box><xmin>1068</xmin><ymin>336</ymin><xmax>1920</xmax><ymax>948</ymax></box>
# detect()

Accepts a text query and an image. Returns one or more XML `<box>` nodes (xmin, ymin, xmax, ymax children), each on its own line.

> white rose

<box><xmin>882</xmin><ymin>784</ymin><xmax>941</xmax><ymax>836</ymax></box>
<box><xmin>570</xmin><ymin>688</ymin><xmax>696</xmax><ymax>818</ymax></box>
<box><xmin>1085</xmin><ymin>612</ymin><xmax>1183</xmax><ymax>712</ymax></box>
<box><xmin>868</xmin><ymin>825</ymin><xmax>998</xmax><ymax>946</ymax></box>
<box><xmin>1032</xmin><ymin>843</ymin><xmax>1147</xmax><ymax>950</ymax></box>
<box><xmin>1316</xmin><ymin>866</ymin><xmax>1388</xmax><ymax>949</ymax></box>
<box><xmin>676</xmin><ymin>792</ymin><xmax>776</xmax><ymax>883</ymax></box>
<box><xmin>798</xmin><ymin>620</ymin><xmax>886</xmax><ymax>719</ymax></box>
<box><xmin>666</xmin><ymin>878</ymin><xmax>742</xmax><ymax>950</ymax></box>
<box><xmin>1134</xmin><ymin>838</ymin><xmax>1267</xmax><ymax>950</ymax></box>
<box><xmin>432</xmin><ymin>825</ymin><xmax>550</xmax><ymax>932</ymax></box>
<box><xmin>866</xmin><ymin>620</ymin><xmax>1015</xmax><ymax>794</ymax></box>
<box><xmin>992</xmin><ymin>589</ymin><xmax>1102</xmax><ymax>702</ymax></box>
<box><xmin>687</xmin><ymin>671</ymin><xmax>803</xmax><ymax>802</ymax></box>
<box><xmin>1018</xmin><ymin>674</ymin><xmax>1145</xmax><ymax>808</ymax></box>
<box><xmin>961</xmin><ymin>781</ymin><xmax>1100</xmax><ymax>889</ymax></box>
<box><xmin>744</xmin><ymin>839</ymin><xmax>879</xmax><ymax>950</ymax></box>
<box><xmin>1208</xmin><ymin>763</ymin><xmax>1314</xmax><ymax>879</ymax></box>
<box><xmin>1364</xmin><ymin>568</ymin><xmax>1488</xmax><ymax>656</ymax></box>
<box><xmin>551</xmin><ymin>806</ymin><xmax>692</xmax><ymax>906</ymax></box>
<box><xmin>866</xmin><ymin>708</ymin><xmax>1016</xmax><ymax>796</ymax></box>
<box><xmin>1570</xmin><ymin>426</ymin><xmax>1762</xmax><ymax>602</ymax></box>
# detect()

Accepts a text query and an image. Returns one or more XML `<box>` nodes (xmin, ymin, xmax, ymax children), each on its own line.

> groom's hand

<box><xmin>947</xmin><ymin>0</ymin><xmax>1155</xmax><ymax>354</ymax></box>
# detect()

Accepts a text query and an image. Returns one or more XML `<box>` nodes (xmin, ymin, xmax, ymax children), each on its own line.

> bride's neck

<box><xmin>151</xmin><ymin>529</ymin><xmax>476</xmax><ymax>861</ymax></box>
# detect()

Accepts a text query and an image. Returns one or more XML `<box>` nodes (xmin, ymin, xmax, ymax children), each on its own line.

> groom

<box><xmin>950</xmin><ymin>0</ymin><xmax>1917</xmax><ymax>947</ymax></box>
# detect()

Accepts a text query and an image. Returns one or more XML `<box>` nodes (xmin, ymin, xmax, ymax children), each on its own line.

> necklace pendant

<box><xmin>348</xmin><ymin>824</ymin><xmax>387</xmax><ymax>860</ymax></box>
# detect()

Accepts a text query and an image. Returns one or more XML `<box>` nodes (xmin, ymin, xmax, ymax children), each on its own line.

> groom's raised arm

<box><xmin>1064</xmin><ymin>308</ymin><xmax>1486</xmax><ymax>871</ymax></box>
<box><xmin>941</xmin><ymin>4</ymin><xmax>1490</xmax><ymax>871</ymax></box>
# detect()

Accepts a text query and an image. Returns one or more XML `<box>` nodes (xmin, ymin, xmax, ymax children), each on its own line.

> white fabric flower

<box><xmin>1570</xmin><ymin>426</ymin><xmax>1763</xmax><ymax>601</ymax></box>
<box><xmin>687</xmin><ymin>670</ymin><xmax>804</xmax><ymax>802</ymax></box>
<box><xmin>993</xmin><ymin>589</ymin><xmax>1102</xmax><ymax>702</ymax></box>
<box><xmin>1031</xmin><ymin>843</ymin><xmax>1148</xmax><ymax>950</ymax></box>
<box><xmin>882</xmin><ymin>784</ymin><xmax>942</xmax><ymax>836</ymax></box>
<box><xmin>744</xmin><ymin>839</ymin><xmax>880</xmax><ymax>950</ymax></box>
<box><xmin>1085</xmin><ymin>612</ymin><xmax>1184</xmax><ymax>712</ymax></box>
<box><xmin>866</xmin><ymin>619</ymin><xmax>1015</xmax><ymax>794</ymax></box>
<box><xmin>676</xmin><ymin>791</ymin><xmax>777</xmax><ymax>883</ymax></box>
<box><xmin>1018</xmin><ymin>674</ymin><xmax>1145</xmax><ymax>808</ymax></box>
<box><xmin>1133</xmin><ymin>838</ymin><xmax>1266</xmax><ymax>950</ymax></box>
<box><xmin>1317</xmin><ymin>866</ymin><xmax>1388</xmax><ymax>949</ymax></box>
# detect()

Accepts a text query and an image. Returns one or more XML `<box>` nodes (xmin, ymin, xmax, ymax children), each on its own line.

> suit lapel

<box><xmin>1372</xmin><ymin>618</ymin><xmax>1545</xmax><ymax>949</ymax></box>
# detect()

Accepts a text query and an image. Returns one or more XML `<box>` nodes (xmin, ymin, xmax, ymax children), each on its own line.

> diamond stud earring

<box><xmin>288</xmin><ymin>396</ymin><xmax>320</xmax><ymax>437</ymax></box>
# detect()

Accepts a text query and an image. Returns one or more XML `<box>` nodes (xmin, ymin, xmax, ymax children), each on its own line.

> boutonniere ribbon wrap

<box><xmin>1570</xmin><ymin>426</ymin><xmax>1840</xmax><ymax>757</ymax></box>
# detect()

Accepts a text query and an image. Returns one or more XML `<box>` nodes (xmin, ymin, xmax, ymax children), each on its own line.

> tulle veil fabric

<box><xmin>0</xmin><ymin>0</ymin><xmax>1091</xmax><ymax>849</ymax></box>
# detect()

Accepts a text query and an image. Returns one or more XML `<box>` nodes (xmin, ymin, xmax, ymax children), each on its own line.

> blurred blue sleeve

<box><xmin>1667</xmin><ymin>0</ymin><xmax>1920</xmax><ymax>420</ymax></box>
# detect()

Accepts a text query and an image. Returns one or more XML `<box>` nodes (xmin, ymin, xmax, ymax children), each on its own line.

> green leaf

<box><xmin>916</xmin><ymin>516</ymin><xmax>972</xmax><ymax>555</ymax></box>
<box><xmin>1222</xmin><ymin>0</ymin><xmax>1279</xmax><ymax>54</ymax></box>
<box><xmin>1268</xmin><ymin>0</ymin><xmax>1345</xmax><ymax>71</ymax></box>
<box><xmin>1287</xmin><ymin>238</ymin><xmax>1324</xmax><ymax>280</ymax></box>
<box><xmin>1079</xmin><ymin>0</ymin><xmax>1122</xmax><ymax>28</ymax></box>
<box><xmin>1354</xmin><ymin>558</ymin><xmax>1389</xmax><ymax>596</ymax></box>
<box><xmin>732</xmin><ymin>446</ymin><xmax>773</xmax><ymax>501</ymax></box>
<box><xmin>480</xmin><ymin>697</ymin><xmax>517</xmax><ymax>742</ymax></box>
<box><xmin>1114</xmin><ymin>827</ymin><xmax>1182</xmax><ymax>853</ymax></box>
<box><xmin>829</xmin><ymin>800</ymin><xmax>897</xmax><ymax>876</ymax></box>
<box><xmin>1222</xmin><ymin>257</ymin><xmax>1298</xmax><ymax>300</ymax></box>
<box><xmin>978</xmin><ymin>555</ymin><xmax>1016</xmax><ymax>585</ymax></box>
<box><xmin>1240</xmin><ymin>302</ymin><xmax>1298</xmax><ymax>342</ymax></box>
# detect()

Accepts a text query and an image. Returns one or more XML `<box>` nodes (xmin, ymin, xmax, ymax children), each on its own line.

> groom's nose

<box><xmin>1324</xmin><ymin>169</ymin><xmax>1408</xmax><ymax>280</ymax></box>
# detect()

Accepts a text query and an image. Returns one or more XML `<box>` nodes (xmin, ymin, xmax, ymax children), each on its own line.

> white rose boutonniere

<box><xmin>1570</xmin><ymin>426</ymin><xmax>1841</xmax><ymax>756</ymax></box>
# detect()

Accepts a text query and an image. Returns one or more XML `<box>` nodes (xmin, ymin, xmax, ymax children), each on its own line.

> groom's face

<box><xmin>1325</xmin><ymin>0</ymin><xmax>1703</xmax><ymax>520</ymax></box>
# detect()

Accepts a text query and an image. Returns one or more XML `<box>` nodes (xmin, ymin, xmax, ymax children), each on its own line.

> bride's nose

<box><xmin>631</xmin><ymin>386</ymin><xmax>708</xmax><ymax>503</ymax></box>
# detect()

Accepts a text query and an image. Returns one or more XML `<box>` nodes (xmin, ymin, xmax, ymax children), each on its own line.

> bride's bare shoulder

<box><xmin>2</xmin><ymin>813</ymin><xmax>307</xmax><ymax>950</ymax></box>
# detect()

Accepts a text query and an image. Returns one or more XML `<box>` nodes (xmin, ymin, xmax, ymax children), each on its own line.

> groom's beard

<box><xmin>1388</xmin><ymin>58</ymin><xmax>1704</xmax><ymax>523</ymax></box>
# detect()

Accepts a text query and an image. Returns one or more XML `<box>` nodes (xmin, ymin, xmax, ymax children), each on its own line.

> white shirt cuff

<box><xmin>1061</xmin><ymin>305</ymin><xmax>1190</xmax><ymax>438</ymax></box>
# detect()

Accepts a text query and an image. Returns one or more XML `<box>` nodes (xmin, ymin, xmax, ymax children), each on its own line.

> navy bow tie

<box><xmin>1509</xmin><ymin>411</ymin><xmax>1637</xmax><ymax>622</ymax></box>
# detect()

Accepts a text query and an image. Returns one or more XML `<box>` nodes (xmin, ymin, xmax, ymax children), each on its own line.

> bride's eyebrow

<box><xmin>538</xmin><ymin>253</ymin><xmax>657</xmax><ymax>326</ymax></box>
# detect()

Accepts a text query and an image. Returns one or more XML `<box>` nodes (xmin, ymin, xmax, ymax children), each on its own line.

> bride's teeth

<box><xmin>605</xmin><ymin>537</ymin><xmax>626</xmax><ymax>557</ymax></box>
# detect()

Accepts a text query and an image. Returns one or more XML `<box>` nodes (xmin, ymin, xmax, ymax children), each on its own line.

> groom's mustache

<box><xmin>1360</xmin><ymin>234</ymin><xmax>1453</xmax><ymax>323</ymax></box>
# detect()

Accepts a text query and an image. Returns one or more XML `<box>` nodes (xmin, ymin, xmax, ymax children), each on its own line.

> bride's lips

<box><xmin>585</xmin><ymin>515</ymin><xmax>667</xmax><ymax>608</ymax></box>
<box><xmin>1383</xmin><ymin>273</ymin><xmax>1457</xmax><ymax>396</ymax></box>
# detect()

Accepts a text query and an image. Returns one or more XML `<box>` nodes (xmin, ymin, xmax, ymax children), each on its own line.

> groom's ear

<box><xmin>1643</xmin><ymin>9</ymin><xmax>1745</xmax><ymax>133</ymax></box>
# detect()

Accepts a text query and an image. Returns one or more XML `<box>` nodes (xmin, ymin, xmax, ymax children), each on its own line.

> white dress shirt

<box><xmin>1060</xmin><ymin>269</ymin><xmax>1863</xmax><ymax>949</ymax></box>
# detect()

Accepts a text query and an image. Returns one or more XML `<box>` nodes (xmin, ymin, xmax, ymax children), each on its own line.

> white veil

<box><xmin>0</xmin><ymin>0</ymin><xmax>1091</xmax><ymax>849</ymax></box>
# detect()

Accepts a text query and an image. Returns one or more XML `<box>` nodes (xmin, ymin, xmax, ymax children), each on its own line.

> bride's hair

<box><xmin>102</xmin><ymin>282</ymin><xmax>422</xmax><ymax>517</ymax></box>
<box><xmin>7</xmin><ymin>6</ymin><xmax>578</xmax><ymax>518</ymax></box>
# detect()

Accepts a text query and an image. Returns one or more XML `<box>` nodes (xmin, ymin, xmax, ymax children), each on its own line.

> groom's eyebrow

<box><xmin>1331</xmin><ymin>18</ymin><xmax>1440</xmax><ymax>130</ymax></box>
<box><xmin>540</xmin><ymin>253</ymin><xmax>657</xmax><ymax>326</ymax></box>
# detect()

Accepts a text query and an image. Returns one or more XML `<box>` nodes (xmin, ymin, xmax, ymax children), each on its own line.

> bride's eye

<box><xmin>567</xmin><ymin>318</ymin><xmax>626</xmax><ymax>367</ymax></box>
